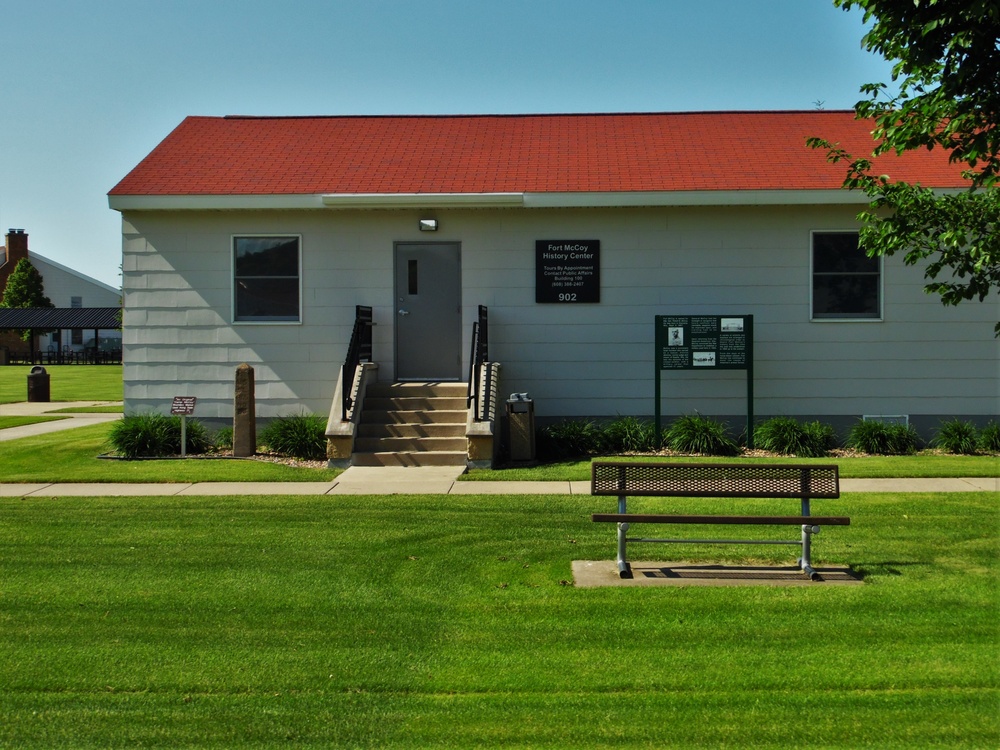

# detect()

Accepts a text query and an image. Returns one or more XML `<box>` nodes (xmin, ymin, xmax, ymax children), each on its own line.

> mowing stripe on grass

<box><xmin>1</xmin><ymin>493</ymin><xmax>996</xmax><ymax>748</ymax></box>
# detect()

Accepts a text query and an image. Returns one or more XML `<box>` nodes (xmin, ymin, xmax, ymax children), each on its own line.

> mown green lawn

<box><xmin>0</xmin><ymin>415</ymin><xmax>69</xmax><ymax>430</ymax></box>
<box><xmin>0</xmin><ymin>423</ymin><xmax>337</xmax><ymax>482</ymax></box>
<box><xmin>0</xmin><ymin>365</ymin><xmax>122</xmax><ymax>403</ymax></box>
<box><xmin>0</xmin><ymin>491</ymin><xmax>996</xmax><ymax>748</ymax></box>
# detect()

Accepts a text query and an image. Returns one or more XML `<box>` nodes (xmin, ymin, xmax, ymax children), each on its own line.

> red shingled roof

<box><xmin>109</xmin><ymin>111</ymin><xmax>968</xmax><ymax>197</ymax></box>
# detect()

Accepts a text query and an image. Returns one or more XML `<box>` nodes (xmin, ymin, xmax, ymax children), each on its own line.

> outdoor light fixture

<box><xmin>419</xmin><ymin>219</ymin><xmax>438</xmax><ymax>231</ymax></box>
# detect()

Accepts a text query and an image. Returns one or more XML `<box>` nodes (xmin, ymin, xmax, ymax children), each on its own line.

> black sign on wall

<box><xmin>535</xmin><ymin>240</ymin><xmax>600</xmax><ymax>303</ymax></box>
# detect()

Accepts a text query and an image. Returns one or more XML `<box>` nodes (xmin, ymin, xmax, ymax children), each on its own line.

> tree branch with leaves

<box><xmin>809</xmin><ymin>0</ymin><xmax>999</xmax><ymax>333</ymax></box>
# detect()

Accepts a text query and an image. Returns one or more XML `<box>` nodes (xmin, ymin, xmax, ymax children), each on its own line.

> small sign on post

<box><xmin>170</xmin><ymin>396</ymin><xmax>197</xmax><ymax>457</ymax></box>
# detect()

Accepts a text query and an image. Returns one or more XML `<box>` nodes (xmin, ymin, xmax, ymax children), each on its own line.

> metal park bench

<box><xmin>591</xmin><ymin>461</ymin><xmax>849</xmax><ymax>580</ymax></box>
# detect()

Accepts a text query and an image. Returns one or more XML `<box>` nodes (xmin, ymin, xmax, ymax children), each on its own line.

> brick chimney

<box><xmin>1</xmin><ymin>228</ymin><xmax>30</xmax><ymax>301</ymax></box>
<box><xmin>3</xmin><ymin>228</ymin><xmax>28</xmax><ymax>266</ymax></box>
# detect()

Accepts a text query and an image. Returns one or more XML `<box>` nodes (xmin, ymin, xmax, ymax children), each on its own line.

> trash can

<box><xmin>506</xmin><ymin>393</ymin><xmax>535</xmax><ymax>462</ymax></box>
<box><xmin>27</xmin><ymin>365</ymin><xmax>50</xmax><ymax>402</ymax></box>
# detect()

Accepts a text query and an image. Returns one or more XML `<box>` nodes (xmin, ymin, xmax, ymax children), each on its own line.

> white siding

<box><xmin>29</xmin><ymin>254</ymin><xmax>120</xmax><ymax>308</ymax></box>
<box><xmin>120</xmin><ymin>205</ymin><xmax>1000</xmax><ymax>423</ymax></box>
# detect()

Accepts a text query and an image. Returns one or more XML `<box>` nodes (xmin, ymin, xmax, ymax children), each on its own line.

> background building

<box><xmin>1</xmin><ymin>229</ymin><xmax>122</xmax><ymax>358</ymax></box>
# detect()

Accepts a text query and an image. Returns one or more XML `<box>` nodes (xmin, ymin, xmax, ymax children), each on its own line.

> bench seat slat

<box><xmin>591</xmin><ymin>462</ymin><xmax>840</xmax><ymax>498</ymax></box>
<box><xmin>591</xmin><ymin>513</ymin><xmax>850</xmax><ymax>526</ymax></box>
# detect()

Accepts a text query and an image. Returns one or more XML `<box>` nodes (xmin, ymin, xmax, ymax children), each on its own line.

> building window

<box><xmin>811</xmin><ymin>231</ymin><xmax>881</xmax><ymax>320</ymax></box>
<box><xmin>70</xmin><ymin>296</ymin><xmax>82</xmax><ymax>308</ymax></box>
<box><xmin>233</xmin><ymin>236</ymin><xmax>301</xmax><ymax>322</ymax></box>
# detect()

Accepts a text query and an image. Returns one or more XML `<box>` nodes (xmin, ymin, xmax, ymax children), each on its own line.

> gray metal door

<box><xmin>394</xmin><ymin>243</ymin><xmax>462</xmax><ymax>381</ymax></box>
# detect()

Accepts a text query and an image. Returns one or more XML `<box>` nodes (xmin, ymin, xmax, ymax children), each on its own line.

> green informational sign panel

<box><xmin>656</xmin><ymin>315</ymin><xmax>752</xmax><ymax>370</ymax></box>
<box><xmin>654</xmin><ymin>315</ymin><xmax>755</xmax><ymax>448</ymax></box>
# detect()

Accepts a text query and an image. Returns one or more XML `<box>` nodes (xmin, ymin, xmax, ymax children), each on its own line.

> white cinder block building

<box><xmin>109</xmin><ymin>112</ymin><xmax>998</xmax><ymax>463</ymax></box>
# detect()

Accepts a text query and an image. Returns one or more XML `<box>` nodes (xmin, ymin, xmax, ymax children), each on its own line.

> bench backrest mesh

<box><xmin>591</xmin><ymin>462</ymin><xmax>840</xmax><ymax>498</ymax></box>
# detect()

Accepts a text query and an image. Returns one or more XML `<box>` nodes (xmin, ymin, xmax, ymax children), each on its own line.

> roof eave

<box><xmin>108</xmin><ymin>193</ymin><xmax>527</xmax><ymax>211</ymax></box>
<box><xmin>109</xmin><ymin>188</ymin><xmax>967</xmax><ymax>212</ymax></box>
<box><xmin>525</xmin><ymin>190</ymin><xmax>876</xmax><ymax>207</ymax></box>
<box><xmin>322</xmin><ymin>193</ymin><xmax>526</xmax><ymax>208</ymax></box>
<box><xmin>108</xmin><ymin>194</ymin><xmax>329</xmax><ymax>211</ymax></box>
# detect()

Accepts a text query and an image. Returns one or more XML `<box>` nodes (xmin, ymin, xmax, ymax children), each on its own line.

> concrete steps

<box><xmin>353</xmin><ymin>382</ymin><xmax>469</xmax><ymax>467</ymax></box>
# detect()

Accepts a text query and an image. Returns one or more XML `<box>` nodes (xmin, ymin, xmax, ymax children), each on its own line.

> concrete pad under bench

<box><xmin>572</xmin><ymin>560</ymin><xmax>863</xmax><ymax>587</ymax></box>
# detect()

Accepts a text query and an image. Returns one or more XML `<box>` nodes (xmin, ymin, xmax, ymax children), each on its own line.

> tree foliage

<box><xmin>1</xmin><ymin>258</ymin><xmax>54</xmax><ymax>341</ymax></box>
<box><xmin>1</xmin><ymin>258</ymin><xmax>52</xmax><ymax>308</ymax></box>
<box><xmin>809</xmin><ymin>0</ymin><xmax>1000</xmax><ymax>333</ymax></box>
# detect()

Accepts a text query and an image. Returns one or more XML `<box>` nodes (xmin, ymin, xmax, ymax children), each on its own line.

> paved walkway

<box><xmin>0</xmin><ymin>402</ymin><xmax>996</xmax><ymax>496</ymax></box>
<box><xmin>0</xmin><ymin>400</ymin><xmax>122</xmax><ymax>441</ymax></box>
<box><xmin>0</xmin><ymin>466</ymin><xmax>995</xmax><ymax>497</ymax></box>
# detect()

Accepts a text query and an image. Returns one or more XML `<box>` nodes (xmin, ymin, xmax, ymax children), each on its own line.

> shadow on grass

<box><xmin>851</xmin><ymin>561</ymin><xmax>931</xmax><ymax>578</ymax></box>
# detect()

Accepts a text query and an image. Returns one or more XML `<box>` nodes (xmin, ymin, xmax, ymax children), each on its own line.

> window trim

<box><xmin>232</xmin><ymin>234</ymin><xmax>303</xmax><ymax>325</ymax></box>
<box><xmin>809</xmin><ymin>229</ymin><xmax>883</xmax><ymax>323</ymax></box>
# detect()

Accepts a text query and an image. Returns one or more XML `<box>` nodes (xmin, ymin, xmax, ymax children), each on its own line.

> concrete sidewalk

<box><xmin>0</xmin><ymin>466</ymin><xmax>995</xmax><ymax>497</ymax></box>
<box><xmin>0</xmin><ymin>400</ymin><xmax>122</xmax><ymax>441</ymax></box>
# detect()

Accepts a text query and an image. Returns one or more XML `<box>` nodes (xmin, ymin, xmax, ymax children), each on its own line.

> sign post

<box><xmin>170</xmin><ymin>396</ymin><xmax>197</xmax><ymax>457</ymax></box>
<box><xmin>654</xmin><ymin>315</ymin><xmax>754</xmax><ymax>449</ymax></box>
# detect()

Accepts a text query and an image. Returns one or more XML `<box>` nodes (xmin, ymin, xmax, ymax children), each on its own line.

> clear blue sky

<box><xmin>0</xmin><ymin>0</ymin><xmax>893</xmax><ymax>288</ymax></box>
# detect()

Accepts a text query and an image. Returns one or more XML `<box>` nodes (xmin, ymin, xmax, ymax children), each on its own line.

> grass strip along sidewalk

<box><xmin>1</xmin><ymin>491</ymin><xmax>996</xmax><ymax>748</ymax></box>
<box><xmin>0</xmin><ymin>423</ymin><xmax>338</xmax><ymax>483</ymax></box>
<box><xmin>0</xmin><ymin>421</ymin><xmax>996</xmax><ymax>483</ymax></box>
<box><xmin>0</xmin><ymin>415</ymin><xmax>70</xmax><ymax>430</ymax></box>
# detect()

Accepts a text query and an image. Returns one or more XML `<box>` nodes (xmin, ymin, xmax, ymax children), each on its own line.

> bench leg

<box><xmin>615</xmin><ymin>495</ymin><xmax>632</xmax><ymax>578</ymax></box>
<box><xmin>617</xmin><ymin>522</ymin><xmax>632</xmax><ymax>579</ymax></box>
<box><xmin>799</xmin><ymin>524</ymin><xmax>821</xmax><ymax>580</ymax></box>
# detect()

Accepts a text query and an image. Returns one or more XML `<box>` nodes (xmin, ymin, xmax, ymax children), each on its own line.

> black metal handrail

<box><xmin>342</xmin><ymin>305</ymin><xmax>373</xmax><ymax>420</ymax></box>
<box><xmin>467</xmin><ymin>305</ymin><xmax>490</xmax><ymax>421</ymax></box>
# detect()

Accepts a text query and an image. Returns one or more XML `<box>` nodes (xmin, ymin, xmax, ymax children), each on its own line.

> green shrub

<box><xmin>846</xmin><ymin>420</ymin><xmax>920</xmax><ymax>455</ymax></box>
<box><xmin>600</xmin><ymin>416</ymin><xmax>659</xmax><ymax>454</ymax></box>
<box><xmin>754</xmin><ymin>417</ymin><xmax>832</xmax><ymax>457</ymax></box>
<box><xmin>108</xmin><ymin>413</ymin><xmax>212</xmax><ymax>459</ymax></box>
<box><xmin>664</xmin><ymin>414</ymin><xmax>738</xmax><ymax>456</ymax></box>
<box><xmin>754</xmin><ymin>416</ymin><xmax>834</xmax><ymax>457</ymax></box>
<box><xmin>931</xmin><ymin>419</ymin><xmax>980</xmax><ymax>455</ymax></box>
<box><xmin>535</xmin><ymin>419</ymin><xmax>604</xmax><ymax>461</ymax></box>
<box><xmin>978</xmin><ymin>421</ymin><xmax>1000</xmax><ymax>453</ymax></box>
<box><xmin>802</xmin><ymin>420</ymin><xmax>837</xmax><ymax>453</ymax></box>
<box><xmin>258</xmin><ymin>413</ymin><xmax>327</xmax><ymax>460</ymax></box>
<box><xmin>214</xmin><ymin>426</ymin><xmax>234</xmax><ymax>450</ymax></box>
